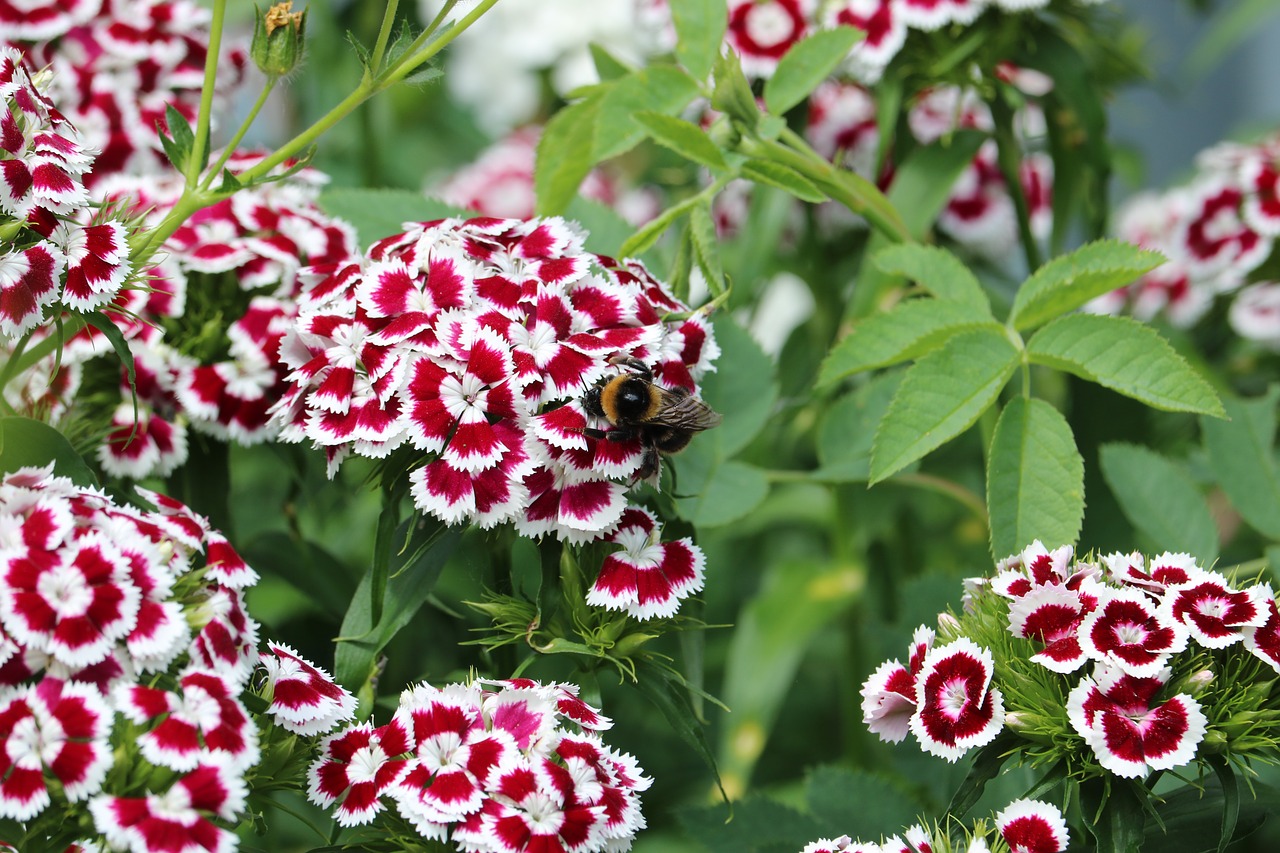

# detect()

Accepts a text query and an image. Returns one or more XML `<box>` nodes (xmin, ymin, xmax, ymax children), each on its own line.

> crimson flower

<box><xmin>90</xmin><ymin>758</ymin><xmax>247</xmax><ymax>853</ymax></box>
<box><xmin>585</xmin><ymin>506</ymin><xmax>706</xmax><ymax>620</ymax></box>
<box><xmin>257</xmin><ymin>641</ymin><xmax>356</xmax><ymax>737</ymax></box>
<box><xmin>908</xmin><ymin>637</ymin><xmax>1005</xmax><ymax>761</ymax></box>
<box><xmin>995</xmin><ymin>799</ymin><xmax>1070</xmax><ymax>853</ymax></box>
<box><xmin>307</xmin><ymin>719</ymin><xmax>412</xmax><ymax>827</ymax></box>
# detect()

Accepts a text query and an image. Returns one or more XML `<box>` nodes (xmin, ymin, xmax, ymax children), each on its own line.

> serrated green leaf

<box><xmin>535</xmin><ymin>92</ymin><xmax>604</xmax><ymax>216</ymax></box>
<box><xmin>588</xmin><ymin>42</ymin><xmax>632</xmax><ymax>81</ymax></box>
<box><xmin>1099</xmin><ymin>443</ymin><xmax>1219</xmax><ymax>564</ymax></box>
<box><xmin>1027</xmin><ymin>314</ymin><xmax>1225</xmax><ymax>416</ymax></box>
<box><xmin>399</xmin><ymin>64</ymin><xmax>443</xmax><ymax>86</ymax></box>
<box><xmin>593</xmin><ymin>66</ymin><xmax>700</xmax><ymax>162</ymax></box>
<box><xmin>671</xmin><ymin>0</ymin><xmax>726</xmax><ymax>81</ymax></box>
<box><xmin>763</xmin><ymin>26</ymin><xmax>861</xmax><ymax>115</ymax></box>
<box><xmin>317</xmin><ymin>188</ymin><xmax>467</xmax><ymax>248</ymax></box>
<box><xmin>635</xmin><ymin>111</ymin><xmax>728</xmax><ymax>171</ymax></box>
<box><xmin>739</xmin><ymin>158</ymin><xmax>827</xmax><ymax>203</ymax></box>
<box><xmin>0</xmin><ymin>417</ymin><xmax>98</xmax><ymax>487</ymax></box>
<box><xmin>1009</xmin><ymin>240</ymin><xmax>1165</xmax><ymax>331</ymax></box>
<box><xmin>1202</xmin><ymin>388</ymin><xmax>1280</xmax><ymax>539</ymax></box>
<box><xmin>818</xmin><ymin>300</ymin><xmax>998</xmax><ymax>385</ymax></box>
<box><xmin>689</xmin><ymin>203</ymin><xmax>725</xmax><ymax>295</ymax></box>
<box><xmin>870</xmin><ymin>329</ymin><xmax>1020</xmax><ymax>483</ymax></box>
<box><xmin>816</xmin><ymin>371</ymin><xmax>904</xmax><ymax>482</ymax></box>
<box><xmin>873</xmin><ymin>243</ymin><xmax>991</xmax><ymax>312</ymax></box>
<box><xmin>986</xmin><ymin>397</ymin><xmax>1084</xmax><ymax>559</ymax></box>
<box><xmin>677</xmin><ymin>798</ymin><xmax>820</xmax><ymax>853</ymax></box>
<box><xmin>718</xmin><ymin>558</ymin><xmax>862</xmax><ymax>790</ymax></box>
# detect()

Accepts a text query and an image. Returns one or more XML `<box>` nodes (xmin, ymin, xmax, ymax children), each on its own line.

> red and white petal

<box><xmin>0</xmin><ymin>242</ymin><xmax>64</xmax><ymax>338</ymax></box>
<box><xmin>909</xmin><ymin>638</ymin><xmax>1004</xmax><ymax>761</ymax></box>
<box><xmin>860</xmin><ymin>659</ymin><xmax>916</xmax><ymax>744</ymax></box>
<box><xmin>1244</xmin><ymin>595</ymin><xmax>1280</xmax><ymax>673</ymax></box>
<box><xmin>1078</xmin><ymin>589</ymin><xmax>1188</xmax><ymax>677</ymax></box>
<box><xmin>1159</xmin><ymin>572</ymin><xmax>1267</xmax><ymax>648</ymax></box>
<box><xmin>996</xmin><ymin>798</ymin><xmax>1069</xmax><ymax>853</ymax></box>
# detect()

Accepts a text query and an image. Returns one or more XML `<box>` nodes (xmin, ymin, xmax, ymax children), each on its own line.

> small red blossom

<box><xmin>115</xmin><ymin>669</ymin><xmax>259</xmax><ymax>772</ymax></box>
<box><xmin>257</xmin><ymin>642</ymin><xmax>356</xmax><ymax>736</ymax></box>
<box><xmin>1067</xmin><ymin>665</ymin><xmax>1206</xmax><ymax>778</ymax></box>
<box><xmin>90</xmin><ymin>758</ymin><xmax>247</xmax><ymax>853</ymax></box>
<box><xmin>307</xmin><ymin>720</ymin><xmax>412</xmax><ymax>827</ymax></box>
<box><xmin>1078</xmin><ymin>588</ymin><xmax>1188</xmax><ymax>677</ymax></box>
<box><xmin>585</xmin><ymin>507</ymin><xmax>706</xmax><ymax>620</ymax></box>
<box><xmin>725</xmin><ymin>0</ymin><xmax>813</xmax><ymax>78</ymax></box>
<box><xmin>1158</xmin><ymin>573</ymin><xmax>1269</xmax><ymax>648</ymax></box>
<box><xmin>908</xmin><ymin>637</ymin><xmax>1005</xmax><ymax>761</ymax></box>
<box><xmin>1244</xmin><ymin>596</ymin><xmax>1280</xmax><ymax>673</ymax></box>
<box><xmin>996</xmin><ymin>799</ymin><xmax>1069</xmax><ymax>853</ymax></box>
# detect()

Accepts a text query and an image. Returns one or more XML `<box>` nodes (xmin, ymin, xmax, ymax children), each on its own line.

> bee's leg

<box><xmin>580</xmin><ymin>426</ymin><xmax>639</xmax><ymax>442</ymax></box>
<box><xmin>607</xmin><ymin>355</ymin><xmax>652</xmax><ymax>381</ymax></box>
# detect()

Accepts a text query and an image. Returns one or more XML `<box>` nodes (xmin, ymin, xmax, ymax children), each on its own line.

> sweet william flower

<box><xmin>1158</xmin><ymin>573</ymin><xmax>1269</xmax><ymax>648</ymax></box>
<box><xmin>908</xmin><ymin>637</ymin><xmax>1005</xmax><ymax>761</ymax></box>
<box><xmin>307</xmin><ymin>719</ymin><xmax>412</xmax><ymax>827</ymax></box>
<box><xmin>1067</xmin><ymin>664</ymin><xmax>1206</xmax><ymax>779</ymax></box>
<box><xmin>585</xmin><ymin>506</ymin><xmax>706</xmax><ymax>620</ymax></box>
<box><xmin>996</xmin><ymin>799</ymin><xmax>1069</xmax><ymax>853</ymax></box>
<box><xmin>1077</xmin><ymin>587</ymin><xmax>1188</xmax><ymax>677</ymax></box>
<box><xmin>257</xmin><ymin>641</ymin><xmax>356</xmax><ymax>736</ymax></box>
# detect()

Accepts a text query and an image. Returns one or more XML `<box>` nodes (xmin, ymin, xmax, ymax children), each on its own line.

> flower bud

<box><xmin>251</xmin><ymin>2</ymin><xmax>307</xmax><ymax>78</ymax></box>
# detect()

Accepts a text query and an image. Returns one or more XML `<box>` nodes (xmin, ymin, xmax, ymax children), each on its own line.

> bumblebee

<box><xmin>582</xmin><ymin>355</ymin><xmax>722</xmax><ymax>484</ymax></box>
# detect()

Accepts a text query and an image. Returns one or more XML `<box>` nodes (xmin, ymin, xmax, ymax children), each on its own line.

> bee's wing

<box><xmin>651</xmin><ymin>387</ymin><xmax>723</xmax><ymax>431</ymax></box>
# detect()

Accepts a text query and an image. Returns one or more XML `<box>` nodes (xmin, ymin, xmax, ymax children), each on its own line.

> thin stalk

<box><xmin>990</xmin><ymin>93</ymin><xmax>1043</xmax><ymax>272</ymax></box>
<box><xmin>367</xmin><ymin>0</ymin><xmax>401</xmax><ymax>75</ymax></box>
<box><xmin>381</xmin><ymin>0</ymin><xmax>502</xmax><ymax>87</ymax></box>
<box><xmin>893</xmin><ymin>472</ymin><xmax>989</xmax><ymax>524</ymax></box>
<box><xmin>201</xmin><ymin>78</ymin><xmax>278</xmax><ymax>190</ymax></box>
<box><xmin>3</xmin><ymin>315</ymin><xmax>87</xmax><ymax>383</ymax></box>
<box><xmin>186</xmin><ymin>0</ymin><xmax>226</xmax><ymax>186</ymax></box>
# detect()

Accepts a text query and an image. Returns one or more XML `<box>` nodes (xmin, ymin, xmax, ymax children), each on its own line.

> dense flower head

<box><xmin>1092</xmin><ymin>133</ymin><xmax>1280</xmax><ymax>343</ymax></box>
<box><xmin>308</xmin><ymin>676</ymin><xmax>650</xmax><ymax>851</ymax></box>
<box><xmin>5</xmin><ymin>0</ymin><xmax>246</xmax><ymax>186</ymax></box>
<box><xmin>256</xmin><ymin>641</ymin><xmax>358</xmax><ymax>737</ymax></box>
<box><xmin>272</xmin><ymin>216</ymin><xmax>719</xmax><ymax>549</ymax></box>
<box><xmin>796</xmin><ymin>799</ymin><xmax>1068</xmax><ymax>853</ymax></box>
<box><xmin>868</xmin><ymin>540</ymin><xmax>1280</xmax><ymax>785</ymax></box>
<box><xmin>0</xmin><ymin>45</ymin><xmax>135</xmax><ymax>339</ymax></box>
<box><xmin>8</xmin><ymin>153</ymin><xmax>361</xmax><ymax>479</ymax></box>
<box><xmin>0</xmin><ymin>463</ymin><xmax>267</xmax><ymax>848</ymax></box>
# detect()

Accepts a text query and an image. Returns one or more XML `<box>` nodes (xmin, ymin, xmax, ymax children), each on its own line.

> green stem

<box><xmin>380</xmin><ymin>0</ymin><xmax>502</xmax><ymax>87</ymax></box>
<box><xmin>186</xmin><ymin>0</ymin><xmax>226</xmax><ymax>186</ymax></box>
<box><xmin>4</xmin><ymin>315</ymin><xmax>88</xmax><ymax>384</ymax></box>
<box><xmin>893</xmin><ymin>472</ymin><xmax>989</xmax><ymax>524</ymax></box>
<box><xmin>200</xmin><ymin>78</ymin><xmax>278</xmax><ymax>191</ymax></box>
<box><xmin>0</xmin><ymin>330</ymin><xmax>32</xmax><ymax>388</ymax></box>
<box><xmin>990</xmin><ymin>93</ymin><xmax>1043</xmax><ymax>273</ymax></box>
<box><xmin>367</xmin><ymin>0</ymin><xmax>401</xmax><ymax>75</ymax></box>
<box><xmin>130</xmin><ymin>189</ymin><xmax>219</xmax><ymax>271</ymax></box>
<box><xmin>748</xmin><ymin>129</ymin><xmax>911</xmax><ymax>243</ymax></box>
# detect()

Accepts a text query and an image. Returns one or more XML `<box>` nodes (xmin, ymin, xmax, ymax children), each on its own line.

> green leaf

<box><xmin>0</xmin><ymin>417</ymin><xmax>98</xmax><ymax>486</ymax></box>
<box><xmin>593</xmin><ymin>66</ymin><xmax>701</xmax><ymax>162</ymax></box>
<box><xmin>848</xmin><ymin>130</ymin><xmax>986</xmax><ymax>321</ymax></box>
<box><xmin>670</xmin><ymin>0</ymin><xmax>726</xmax><ymax>81</ymax></box>
<box><xmin>1026</xmin><ymin>314</ymin><xmax>1225</xmax><ymax>417</ymax></box>
<box><xmin>673</xmin><ymin>459</ymin><xmax>769</xmax><ymax>527</ymax></box>
<box><xmin>872</xmin><ymin>243</ymin><xmax>991</xmax><ymax>312</ymax></box>
<box><xmin>689</xmin><ymin>203</ymin><xmax>726</xmax><ymax>295</ymax></box>
<box><xmin>317</xmin><ymin>188</ymin><xmax>467</xmax><ymax>248</ymax></box>
<box><xmin>635</xmin><ymin>659</ymin><xmax>727</xmax><ymax>804</ymax></box>
<box><xmin>1009</xmin><ymin>239</ymin><xmax>1165</xmax><ymax>331</ymax></box>
<box><xmin>695</xmin><ymin>316</ymin><xmax>777</xmax><ymax>457</ymax></box>
<box><xmin>588</xmin><ymin>42</ymin><xmax>632</xmax><ymax>81</ymax></box>
<box><xmin>1201</xmin><ymin>388</ymin><xmax>1280</xmax><ymax>539</ymax></box>
<box><xmin>805</xmin><ymin>767</ymin><xmax>924</xmax><ymax>839</ymax></box>
<box><xmin>1082</xmin><ymin>779</ymin><xmax>1148</xmax><ymax>853</ymax></box>
<box><xmin>947</xmin><ymin>731</ymin><xmax>1019</xmax><ymax>818</ymax></box>
<box><xmin>159</xmin><ymin>104</ymin><xmax>196</xmax><ymax>172</ymax></box>
<box><xmin>1183</xmin><ymin>0</ymin><xmax>1278</xmax><ymax>81</ymax></box>
<box><xmin>677</xmin><ymin>798</ymin><xmax>819</xmax><ymax>853</ymax></box>
<box><xmin>617</xmin><ymin>193</ymin><xmax>700</xmax><ymax>258</ymax></box>
<box><xmin>635</xmin><ymin>111</ymin><xmax>728</xmax><ymax>171</ymax></box>
<box><xmin>870</xmin><ymin>329</ymin><xmax>1019</xmax><ymax>483</ymax></box>
<box><xmin>1147</xmin><ymin>780</ymin><xmax>1275</xmax><ymax>852</ymax></box>
<box><xmin>986</xmin><ymin>397</ymin><xmax>1084</xmax><ymax>559</ymax></box>
<box><xmin>1209</xmin><ymin>755</ymin><xmax>1239</xmax><ymax>853</ymax></box>
<box><xmin>535</xmin><ymin>92</ymin><xmax>605</xmax><ymax>216</ymax></box>
<box><xmin>718</xmin><ymin>558</ymin><xmax>863</xmax><ymax>790</ymax></box>
<box><xmin>763</xmin><ymin>26</ymin><xmax>862</xmax><ymax>115</ymax></box>
<box><xmin>818</xmin><ymin>300</ymin><xmax>998</xmax><ymax>385</ymax></box>
<box><xmin>816</xmin><ymin>371</ymin><xmax>904</xmax><ymax>482</ymax></box>
<box><xmin>710</xmin><ymin>49</ymin><xmax>759</xmax><ymax>127</ymax></box>
<box><xmin>739</xmin><ymin>159</ymin><xmax>827</xmax><ymax>203</ymax></box>
<box><xmin>334</xmin><ymin>524</ymin><xmax>462</xmax><ymax>696</ymax></box>
<box><xmin>1099</xmin><ymin>443</ymin><xmax>1219</xmax><ymax>564</ymax></box>
<box><xmin>84</xmin><ymin>311</ymin><xmax>136</xmax><ymax>393</ymax></box>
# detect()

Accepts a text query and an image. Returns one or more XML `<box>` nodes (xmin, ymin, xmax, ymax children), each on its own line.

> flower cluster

<box><xmin>6</xmin><ymin>152</ymin><xmax>360</xmax><ymax>479</ymax></box>
<box><xmin>3</xmin><ymin>0</ymin><xmax>246</xmax><ymax>185</ymax></box>
<box><xmin>434</xmin><ymin>125</ymin><xmax>659</xmax><ymax>227</ymax></box>
<box><xmin>0</xmin><ymin>462</ymin><xmax>357</xmax><ymax>850</ymax></box>
<box><xmin>1091</xmin><ymin>135</ymin><xmax>1280</xmax><ymax>347</ymax></box>
<box><xmin>800</xmin><ymin>797</ymin><xmax>1068</xmax><ymax>853</ymax></box>
<box><xmin>0</xmin><ymin>45</ymin><xmax>132</xmax><ymax>339</ymax></box>
<box><xmin>308</xmin><ymin>677</ymin><xmax>651</xmax><ymax>852</ymax></box>
<box><xmin>864</xmin><ymin>541</ymin><xmax>1280</xmax><ymax>781</ymax></box>
<box><xmin>272</xmin><ymin>216</ymin><xmax>718</xmax><ymax>554</ymax></box>
<box><xmin>804</xmin><ymin>79</ymin><xmax>1052</xmax><ymax>260</ymax></box>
